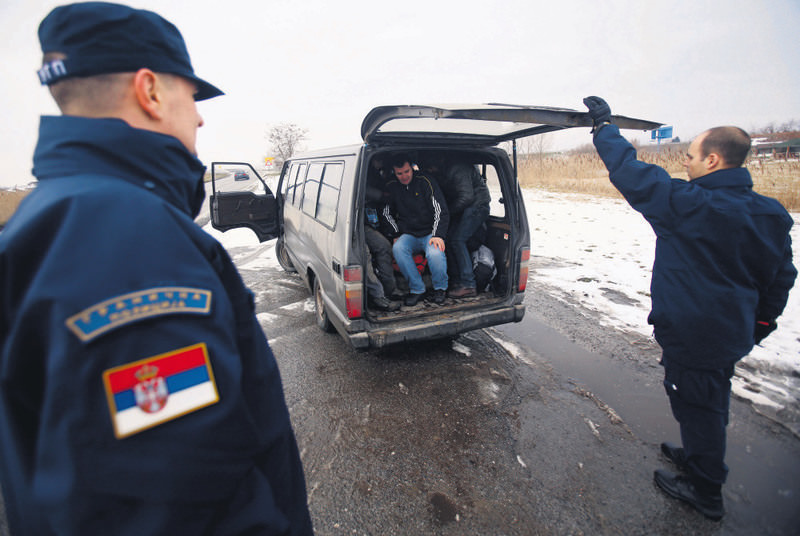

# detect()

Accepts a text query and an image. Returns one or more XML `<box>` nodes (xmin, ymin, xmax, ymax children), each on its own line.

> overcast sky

<box><xmin>1</xmin><ymin>0</ymin><xmax>799</xmax><ymax>188</ymax></box>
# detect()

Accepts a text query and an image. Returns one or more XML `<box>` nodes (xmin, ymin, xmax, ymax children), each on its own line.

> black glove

<box><xmin>583</xmin><ymin>96</ymin><xmax>611</xmax><ymax>132</ymax></box>
<box><xmin>754</xmin><ymin>319</ymin><xmax>777</xmax><ymax>345</ymax></box>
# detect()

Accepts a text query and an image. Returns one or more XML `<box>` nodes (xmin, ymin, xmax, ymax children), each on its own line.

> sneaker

<box><xmin>654</xmin><ymin>469</ymin><xmax>724</xmax><ymax>521</ymax></box>
<box><xmin>404</xmin><ymin>293</ymin><xmax>423</xmax><ymax>307</ymax></box>
<box><xmin>447</xmin><ymin>286</ymin><xmax>477</xmax><ymax>299</ymax></box>
<box><xmin>660</xmin><ymin>442</ymin><xmax>688</xmax><ymax>471</ymax></box>
<box><xmin>370</xmin><ymin>296</ymin><xmax>401</xmax><ymax>312</ymax></box>
<box><xmin>430</xmin><ymin>289</ymin><xmax>446</xmax><ymax>305</ymax></box>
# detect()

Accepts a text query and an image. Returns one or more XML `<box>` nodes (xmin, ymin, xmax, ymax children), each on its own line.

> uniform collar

<box><xmin>691</xmin><ymin>167</ymin><xmax>752</xmax><ymax>190</ymax></box>
<box><xmin>32</xmin><ymin>115</ymin><xmax>207</xmax><ymax>218</ymax></box>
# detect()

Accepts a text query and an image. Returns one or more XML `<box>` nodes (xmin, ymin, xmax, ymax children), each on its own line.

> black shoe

<box><xmin>661</xmin><ymin>442</ymin><xmax>688</xmax><ymax>471</ymax></box>
<box><xmin>389</xmin><ymin>290</ymin><xmax>404</xmax><ymax>302</ymax></box>
<box><xmin>370</xmin><ymin>296</ymin><xmax>401</xmax><ymax>312</ymax></box>
<box><xmin>429</xmin><ymin>289</ymin><xmax>446</xmax><ymax>305</ymax></box>
<box><xmin>404</xmin><ymin>293</ymin><xmax>423</xmax><ymax>307</ymax></box>
<box><xmin>654</xmin><ymin>469</ymin><xmax>724</xmax><ymax>521</ymax></box>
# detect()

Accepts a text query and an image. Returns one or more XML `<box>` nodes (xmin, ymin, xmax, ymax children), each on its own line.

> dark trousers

<box><xmin>365</xmin><ymin>225</ymin><xmax>396</xmax><ymax>296</ymax></box>
<box><xmin>447</xmin><ymin>203</ymin><xmax>489</xmax><ymax>288</ymax></box>
<box><xmin>661</xmin><ymin>356</ymin><xmax>734</xmax><ymax>490</ymax></box>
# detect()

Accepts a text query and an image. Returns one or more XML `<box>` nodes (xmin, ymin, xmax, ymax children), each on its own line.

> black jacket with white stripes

<box><xmin>383</xmin><ymin>171</ymin><xmax>450</xmax><ymax>240</ymax></box>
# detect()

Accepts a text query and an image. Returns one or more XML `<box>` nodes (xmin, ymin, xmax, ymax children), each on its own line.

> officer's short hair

<box><xmin>44</xmin><ymin>53</ymin><xmax>132</xmax><ymax>112</ymax></box>
<box><xmin>701</xmin><ymin>127</ymin><xmax>751</xmax><ymax>168</ymax></box>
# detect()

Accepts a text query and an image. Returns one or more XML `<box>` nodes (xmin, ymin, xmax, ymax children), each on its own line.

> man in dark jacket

<box><xmin>438</xmin><ymin>160</ymin><xmax>491</xmax><ymax>298</ymax></box>
<box><xmin>364</xmin><ymin>155</ymin><xmax>400</xmax><ymax>310</ymax></box>
<box><xmin>384</xmin><ymin>154</ymin><xmax>450</xmax><ymax>306</ymax></box>
<box><xmin>584</xmin><ymin>96</ymin><xmax>796</xmax><ymax>521</ymax></box>
<box><xmin>0</xmin><ymin>3</ymin><xmax>312</xmax><ymax>534</ymax></box>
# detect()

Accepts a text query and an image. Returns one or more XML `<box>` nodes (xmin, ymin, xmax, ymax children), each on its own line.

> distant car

<box><xmin>234</xmin><ymin>170</ymin><xmax>249</xmax><ymax>181</ymax></box>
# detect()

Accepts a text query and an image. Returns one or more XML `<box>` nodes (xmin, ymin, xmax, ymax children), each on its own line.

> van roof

<box><xmin>289</xmin><ymin>144</ymin><xmax>362</xmax><ymax>160</ymax></box>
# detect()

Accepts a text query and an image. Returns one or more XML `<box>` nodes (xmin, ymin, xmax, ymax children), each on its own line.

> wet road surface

<box><xmin>497</xmin><ymin>311</ymin><xmax>800</xmax><ymax>535</ymax></box>
<box><xmin>241</xmin><ymin>240</ymin><xmax>800</xmax><ymax>535</ymax></box>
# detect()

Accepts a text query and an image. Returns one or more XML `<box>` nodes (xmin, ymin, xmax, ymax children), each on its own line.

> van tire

<box><xmin>275</xmin><ymin>237</ymin><xmax>296</xmax><ymax>273</ymax></box>
<box><xmin>314</xmin><ymin>278</ymin><xmax>335</xmax><ymax>333</ymax></box>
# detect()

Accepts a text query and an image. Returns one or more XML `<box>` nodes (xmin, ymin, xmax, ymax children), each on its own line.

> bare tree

<box><xmin>778</xmin><ymin>119</ymin><xmax>799</xmax><ymax>132</ymax></box>
<box><xmin>531</xmin><ymin>132</ymin><xmax>552</xmax><ymax>162</ymax></box>
<box><xmin>501</xmin><ymin>133</ymin><xmax>552</xmax><ymax>165</ymax></box>
<box><xmin>267</xmin><ymin>123</ymin><xmax>308</xmax><ymax>166</ymax></box>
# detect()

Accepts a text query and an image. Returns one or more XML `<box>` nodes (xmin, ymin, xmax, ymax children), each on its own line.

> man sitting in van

<box><xmin>384</xmin><ymin>154</ymin><xmax>450</xmax><ymax>306</ymax></box>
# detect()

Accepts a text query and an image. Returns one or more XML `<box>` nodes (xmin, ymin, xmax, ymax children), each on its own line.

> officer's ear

<box><xmin>705</xmin><ymin>151</ymin><xmax>723</xmax><ymax>171</ymax></box>
<box><xmin>132</xmin><ymin>68</ymin><xmax>165</xmax><ymax>120</ymax></box>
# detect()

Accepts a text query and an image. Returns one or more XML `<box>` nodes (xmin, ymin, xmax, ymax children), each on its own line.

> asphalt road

<box><xmin>237</xmin><ymin>239</ymin><xmax>800</xmax><ymax>536</ymax></box>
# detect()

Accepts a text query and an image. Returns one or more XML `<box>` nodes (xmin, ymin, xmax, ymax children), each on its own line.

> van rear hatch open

<box><xmin>361</xmin><ymin>103</ymin><xmax>661</xmax><ymax>145</ymax></box>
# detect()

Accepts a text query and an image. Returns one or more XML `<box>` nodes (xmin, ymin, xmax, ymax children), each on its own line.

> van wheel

<box><xmin>314</xmin><ymin>278</ymin><xmax>335</xmax><ymax>333</ymax></box>
<box><xmin>275</xmin><ymin>237</ymin><xmax>296</xmax><ymax>273</ymax></box>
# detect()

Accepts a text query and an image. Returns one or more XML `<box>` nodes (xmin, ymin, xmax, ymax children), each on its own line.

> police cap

<box><xmin>37</xmin><ymin>2</ymin><xmax>223</xmax><ymax>101</ymax></box>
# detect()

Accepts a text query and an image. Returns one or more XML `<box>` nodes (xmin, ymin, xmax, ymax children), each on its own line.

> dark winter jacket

<box><xmin>384</xmin><ymin>171</ymin><xmax>450</xmax><ymax>240</ymax></box>
<box><xmin>365</xmin><ymin>165</ymin><xmax>395</xmax><ymax>236</ymax></box>
<box><xmin>0</xmin><ymin>116</ymin><xmax>312</xmax><ymax>535</ymax></box>
<box><xmin>438</xmin><ymin>162</ymin><xmax>491</xmax><ymax>216</ymax></box>
<box><xmin>593</xmin><ymin>124</ymin><xmax>796</xmax><ymax>368</ymax></box>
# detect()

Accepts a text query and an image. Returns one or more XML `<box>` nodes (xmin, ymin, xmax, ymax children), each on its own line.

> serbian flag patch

<box><xmin>102</xmin><ymin>343</ymin><xmax>219</xmax><ymax>439</ymax></box>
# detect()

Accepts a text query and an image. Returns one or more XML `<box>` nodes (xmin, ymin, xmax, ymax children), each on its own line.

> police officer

<box><xmin>584</xmin><ymin>96</ymin><xmax>796</xmax><ymax>521</ymax></box>
<box><xmin>0</xmin><ymin>3</ymin><xmax>313</xmax><ymax>534</ymax></box>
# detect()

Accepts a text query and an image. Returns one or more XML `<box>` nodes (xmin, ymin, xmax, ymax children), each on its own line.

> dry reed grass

<box><xmin>2</xmin><ymin>150</ymin><xmax>798</xmax><ymax>226</ymax></box>
<box><xmin>0</xmin><ymin>190</ymin><xmax>30</xmax><ymax>226</ymax></box>
<box><xmin>519</xmin><ymin>148</ymin><xmax>800</xmax><ymax>212</ymax></box>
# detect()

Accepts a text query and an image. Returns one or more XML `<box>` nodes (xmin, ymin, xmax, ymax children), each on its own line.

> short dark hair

<box><xmin>390</xmin><ymin>153</ymin><xmax>412</xmax><ymax>170</ymax></box>
<box><xmin>700</xmin><ymin>127</ymin><xmax>751</xmax><ymax>167</ymax></box>
<box><xmin>45</xmin><ymin>59</ymin><xmax>133</xmax><ymax>113</ymax></box>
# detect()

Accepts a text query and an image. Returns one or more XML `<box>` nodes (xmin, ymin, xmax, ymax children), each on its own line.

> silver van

<box><xmin>209</xmin><ymin>104</ymin><xmax>658</xmax><ymax>348</ymax></box>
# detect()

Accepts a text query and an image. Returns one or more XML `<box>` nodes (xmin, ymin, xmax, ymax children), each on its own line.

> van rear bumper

<box><xmin>348</xmin><ymin>304</ymin><xmax>526</xmax><ymax>349</ymax></box>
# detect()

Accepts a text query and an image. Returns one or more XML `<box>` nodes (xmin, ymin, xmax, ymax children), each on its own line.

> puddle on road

<box><xmin>495</xmin><ymin>315</ymin><xmax>800</xmax><ymax>533</ymax></box>
<box><xmin>496</xmin><ymin>319</ymin><xmax>676</xmax><ymax>443</ymax></box>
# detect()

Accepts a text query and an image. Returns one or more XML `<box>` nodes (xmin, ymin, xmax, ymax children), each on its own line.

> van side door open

<box><xmin>209</xmin><ymin>162</ymin><xmax>279</xmax><ymax>242</ymax></box>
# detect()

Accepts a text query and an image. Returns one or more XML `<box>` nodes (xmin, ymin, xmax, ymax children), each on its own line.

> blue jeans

<box><xmin>449</xmin><ymin>203</ymin><xmax>489</xmax><ymax>288</ymax></box>
<box><xmin>392</xmin><ymin>233</ymin><xmax>448</xmax><ymax>294</ymax></box>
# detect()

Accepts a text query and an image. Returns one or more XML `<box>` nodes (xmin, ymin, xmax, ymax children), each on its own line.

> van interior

<box><xmin>364</xmin><ymin>148</ymin><xmax>521</xmax><ymax>318</ymax></box>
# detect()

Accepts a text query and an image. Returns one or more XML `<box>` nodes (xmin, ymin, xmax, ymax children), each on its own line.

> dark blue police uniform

<box><xmin>592</xmin><ymin>124</ymin><xmax>796</xmax><ymax>490</ymax></box>
<box><xmin>0</xmin><ymin>115</ymin><xmax>313</xmax><ymax>534</ymax></box>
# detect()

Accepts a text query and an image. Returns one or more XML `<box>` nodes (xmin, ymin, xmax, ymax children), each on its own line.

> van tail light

<box><xmin>343</xmin><ymin>265</ymin><xmax>362</xmax><ymax>282</ymax></box>
<box><xmin>344</xmin><ymin>264</ymin><xmax>363</xmax><ymax>319</ymax></box>
<box><xmin>517</xmin><ymin>247</ymin><xmax>530</xmax><ymax>292</ymax></box>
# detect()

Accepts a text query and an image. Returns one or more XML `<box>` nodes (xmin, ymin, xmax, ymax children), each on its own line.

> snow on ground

<box><xmin>524</xmin><ymin>189</ymin><xmax>800</xmax><ymax>418</ymax></box>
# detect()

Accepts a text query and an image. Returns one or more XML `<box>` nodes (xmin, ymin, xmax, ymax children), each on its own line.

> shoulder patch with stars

<box><xmin>66</xmin><ymin>287</ymin><xmax>212</xmax><ymax>342</ymax></box>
